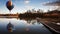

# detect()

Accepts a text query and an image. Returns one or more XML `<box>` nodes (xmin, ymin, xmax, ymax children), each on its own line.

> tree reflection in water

<box><xmin>20</xmin><ymin>18</ymin><xmax>41</xmax><ymax>25</ymax></box>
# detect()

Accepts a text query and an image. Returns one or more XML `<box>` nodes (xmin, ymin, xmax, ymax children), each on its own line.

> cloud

<box><xmin>41</xmin><ymin>1</ymin><xmax>50</xmax><ymax>5</ymax></box>
<box><xmin>43</xmin><ymin>0</ymin><xmax>60</xmax><ymax>6</ymax></box>
<box><xmin>24</xmin><ymin>0</ymin><xmax>30</xmax><ymax>4</ymax></box>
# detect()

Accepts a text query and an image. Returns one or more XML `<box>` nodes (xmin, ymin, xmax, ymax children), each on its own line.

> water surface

<box><xmin>0</xmin><ymin>18</ymin><xmax>53</xmax><ymax>34</ymax></box>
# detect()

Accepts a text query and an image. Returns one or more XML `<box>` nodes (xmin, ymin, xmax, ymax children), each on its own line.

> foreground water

<box><xmin>0</xmin><ymin>18</ymin><xmax>53</xmax><ymax>34</ymax></box>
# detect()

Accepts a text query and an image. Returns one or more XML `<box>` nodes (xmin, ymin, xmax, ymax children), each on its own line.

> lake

<box><xmin>0</xmin><ymin>18</ymin><xmax>53</xmax><ymax>34</ymax></box>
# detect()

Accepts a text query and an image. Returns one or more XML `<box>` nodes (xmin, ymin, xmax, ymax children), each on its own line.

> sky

<box><xmin>0</xmin><ymin>0</ymin><xmax>58</xmax><ymax>14</ymax></box>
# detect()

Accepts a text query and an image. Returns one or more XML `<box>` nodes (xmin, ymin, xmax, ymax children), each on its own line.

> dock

<box><xmin>38</xmin><ymin>18</ymin><xmax>60</xmax><ymax>33</ymax></box>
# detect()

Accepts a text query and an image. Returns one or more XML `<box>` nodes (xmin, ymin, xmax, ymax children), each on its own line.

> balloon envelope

<box><xmin>6</xmin><ymin>1</ymin><xmax>14</xmax><ymax>11</ymax></box>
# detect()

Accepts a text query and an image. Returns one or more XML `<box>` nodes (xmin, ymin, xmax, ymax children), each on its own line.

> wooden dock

<box><xmin>38</xmin><ymin>18</ymin><xmax>60</xmax><ymax>33</ymax></box>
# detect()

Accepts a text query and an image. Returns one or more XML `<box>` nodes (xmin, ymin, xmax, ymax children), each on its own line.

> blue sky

<box><xmin>0</xmin><ymin>0</ymin><xmax>57</xmax><ymax>14</ymax></box>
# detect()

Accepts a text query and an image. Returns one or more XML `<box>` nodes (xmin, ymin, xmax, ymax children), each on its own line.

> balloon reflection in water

<box><xmin>7</xmin><ymin>22</ymin><xmax>15</xmax><ymax>32</ymax></box>
<box><xmin>6</xmin><ymin>0</ymin><xmax>14</xmax><ymax>12</ymax></box>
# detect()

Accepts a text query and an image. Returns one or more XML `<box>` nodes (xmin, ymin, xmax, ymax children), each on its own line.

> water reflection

<box><xmin>0</xmin><ymin>18</ymin><xmax>52</xmax><ymax>34</ymax></box>
<box><xmin>27</xmin><ymin>20</ymin><xmax>40</xmax><ymax>24</ymax></box>
<box><xmin>20</xmin><ymin>18</ymin><xmax>41</xmax><ymax>25</ymax></box>
<box><xmin>7</xmin><ymin>22</ymin><xmax>15</xmax><ymax>32</ymax></box>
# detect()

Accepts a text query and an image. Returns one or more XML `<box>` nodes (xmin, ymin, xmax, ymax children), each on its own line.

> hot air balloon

<box><xmin>6</xmin><ymin>0</ymin><xmax>14</xmax><ymax>12</ymax></box>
